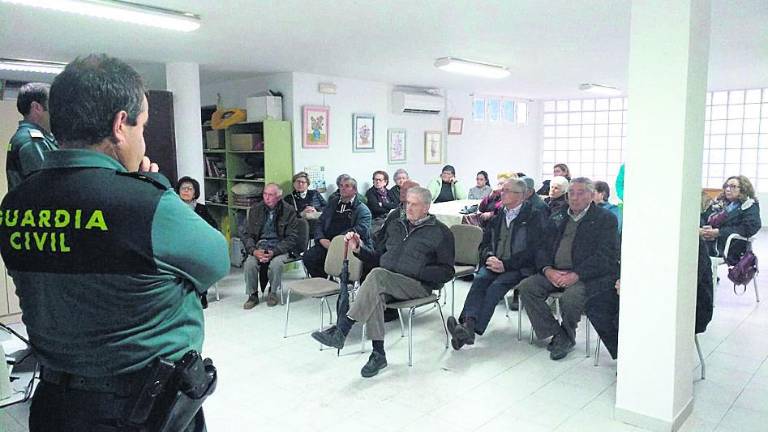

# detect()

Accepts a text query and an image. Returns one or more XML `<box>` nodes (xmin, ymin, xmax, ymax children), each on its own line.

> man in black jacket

<box><xmin>243</xmin><ymin>183</ymin><xmax>300</xmax><ymax>308</ymax></box>
<box><xmin>447</xmin><ymin>179</ymin><xmax>544</xmax><ymax>350</ymax></box>
<box><xmin>517</xmin><ymin>177</ymin><xmax>619</xmax><ymax>361</ymax></box>
<box><xmin>311</xmin><ymin>187</ymin><xmax>455</xmax><ymax>377</ymax></box>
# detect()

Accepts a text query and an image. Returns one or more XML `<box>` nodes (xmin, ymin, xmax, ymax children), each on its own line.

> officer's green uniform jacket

<box><xmin>0</xmin><ymin>149</ymin><xmax>230</xmax><ymax>377</ymax></box>
<box><xmin>6</xmin><ymin>120</ymin><xmax>59</xmax><ymax>191</ymax></box>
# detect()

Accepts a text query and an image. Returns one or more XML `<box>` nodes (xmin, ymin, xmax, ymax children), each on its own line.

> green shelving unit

<box><xmin>202</xmin><ymin>118</ymin><xmax>293</xmax><ymax>262</ymax></box>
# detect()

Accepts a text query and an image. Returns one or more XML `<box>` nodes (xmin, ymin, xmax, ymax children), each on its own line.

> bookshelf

<box><xmin>201</xmin><ymin>109</ymin><xmax>293</xmax><ymax>264</ymax></box>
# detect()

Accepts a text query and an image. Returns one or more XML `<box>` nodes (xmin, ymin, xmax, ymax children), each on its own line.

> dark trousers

<box><xmin>586</xmin><ymin>288</ymin><xmax>620</xmax><ymax>359</ymax></box>
<box><xmin>30</xmin><ymin>380</ymin><xmax>206</xmax><ymax>432</ymax></box>
<box><xmin>303</xmin><ymin>243</ymin><xmax>329</xmax><ymax>278</ymax></box>
<box><xmin>459</xmin><ymin>267</ymin><xmax>524</xmax><ymax>335</ymax></box>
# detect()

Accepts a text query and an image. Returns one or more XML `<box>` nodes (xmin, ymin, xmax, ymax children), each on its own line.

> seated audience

<box><xmin>537</xmin><ymin>163</ymin><xmax>571</xmax><ymax>195</ymax></box>
<box><xmin>545</xmin><ymin>176</ymin><xmax>569</xmax><ymax>214</ymax></box>
<box><xmin>468</xmin><ymin>170</ymin><xmax>493</xmax><ymax>199</ymax></box>
<box><xmin>427</xmin><ymin>164</ymin><xmax>467</xmax><ymax>203</ymax></box>
<box><xmin>243</xmin><ymin>183</ymin><xmax>300</xmax><ymax>308</ymax></box>
<box><xmin>700</xmin><ymin>175</ymin><xmax>761</xmax><ymax>260</ymax></box>
<box><xmin>469</xmin><ymin>172</ymin><xmax>517</xmax><ymax>226</ymax></box>
<box><xmin>175</xmin><ymin>176</ymin><xmax>217</xmax><ymax>229</ymax></box>
<box><xmin>389</xmin><ymin>168</ymin><xmax>409</xmax><ymax>203</ymax></box>
<box><xmin>303</xmin><ymin>177</ymin><xmax>372</xmax><ymax>278</ymax></box>
<box><xmin>517</xmin><ymin>178</ymin><xmax>618</xmax><ymax>361</ymax></box>
<box><xmin>593</xmin><ymin>180</ymin><xmax>622</xmax><ymax>233</ymax></box>
<box><xmin>330</xmin><ymin>173</ymin><xmax>366</xmax><ymax>203</ymax></box>
<box><xmin>447</xmin><ymin>179</ymin><xmax>544</xmax><ymax>350</ymax></box>
<box><xmin>365</xmin><ymin>170</ymin><xmax>398</xmax><ymax>229</ymax></box>
<box><xmin>522</xmin><ymin>176</ymin><xmax>549</xmax><ymax>215</ymax></box>
<box><xmin>285</xmin><ymin>171</ymin><xmax>327</xmax><ymax>218</ymax></box>
<box><xmin>311</xmin><ymin>187</ymin><xmax>455</xmax><ymax>377</ymax></box>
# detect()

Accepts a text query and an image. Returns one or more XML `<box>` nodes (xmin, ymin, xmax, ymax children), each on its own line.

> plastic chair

<box><xmin>449</xmin><ymin>224</ymin><xmax>484</xmax><ymax>316</ymax></box>
<box><xmin>385</xmin><ymin>286</ymin><xmax>449</xmax><ymax>367</ymax></box>
<box><xmin>283</xmin><ymin>236</ymin><xmax>362</xmax><ymax>346</ymax></box>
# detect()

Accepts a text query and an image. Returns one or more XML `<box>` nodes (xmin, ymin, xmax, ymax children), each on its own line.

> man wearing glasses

<box><xmin>303</xmin><ymin>177</ymin><xmax>372</xmax><ymax>278</ymax></box>
<box><xmin>517</xmin><ymin>178</ymin><xmax>619</xmax><ymax>361</ymax></box>
<box><xmin>447</xmin><ymin>178</ymin><xmax>546</xmax><ymax>350</ymax></box>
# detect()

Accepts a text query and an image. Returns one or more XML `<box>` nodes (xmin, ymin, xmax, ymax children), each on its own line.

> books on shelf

<box><xmin>204</xmin><ymin>156</ymin><xmax>226</xmax><ymax>178</ymax></box>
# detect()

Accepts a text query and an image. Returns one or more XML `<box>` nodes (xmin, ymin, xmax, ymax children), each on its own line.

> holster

<box><xmin>150</xmin><ymin>351</ymin><xmax>217</xmax><ymax>432</ymax></box>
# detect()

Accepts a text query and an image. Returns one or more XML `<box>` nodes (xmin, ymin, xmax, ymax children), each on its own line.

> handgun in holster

<box><xmin>150</xmin><ymin>350</ymin><xmax>218</xmax><ymax>432</ymax></box>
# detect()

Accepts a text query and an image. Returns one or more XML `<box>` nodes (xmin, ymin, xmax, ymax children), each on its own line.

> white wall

<box><xmin>444</xmin><ymin>91</ymin><xmax>542</xmax><ymax>188</ymax></box>
<box><xmin>200</xmin><ymin>71</ymin><xmax>542</xmax><ymax>196</ymax></box>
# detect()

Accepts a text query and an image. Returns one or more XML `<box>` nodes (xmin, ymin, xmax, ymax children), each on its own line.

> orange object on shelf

<box><xmin>211</xmin><ymin>108</ymin><xmax>247</xmax><ymax>129</ymax></box>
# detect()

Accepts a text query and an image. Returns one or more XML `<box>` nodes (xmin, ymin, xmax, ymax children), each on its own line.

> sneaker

<box><xmin>549</xmin><ymin>330</ymin><xmax>575</xmax><ymax>361</ymax></box>
<box><xmin>243</xmin><ymin>293</ymin><xmax>259</xmax><ymax>309</ymax></box>
<box><xmin>360</xmin><ymin>351</ymin><xmax>388</xmax><ymax>378</ymax></box>
<box><xmin>266</xmin><ymin>292</ymin><xmax>279</xmax><ymax>307</ymax></box>
<box><xmin>311</xmin><ymin>327</ymin><xmax>346</xmax><ymax>350</ymax></box>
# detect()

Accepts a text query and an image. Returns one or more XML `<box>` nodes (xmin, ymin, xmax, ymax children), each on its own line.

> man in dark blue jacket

<box><xmin>518</xmin><ymin>177</ymin><xmax>619</xmax><ymax>361</ymax></box>
<box><xmin>447</xmin><ymin>179</ymin><xmax>545</xmax><ymax>350</ymax></box>
<box><xmin>302</xmin><ymin>177</ymin><xmax>371</xmax><ymax>278</ymax></box>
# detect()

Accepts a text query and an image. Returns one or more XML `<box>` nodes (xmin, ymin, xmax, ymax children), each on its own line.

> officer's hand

<box><xmin>139</xmin><ymin>156</ymin><xmax>160</xmax><ymax>173</ymax></box>
<box><xmin>344</xmin><ymin>232</ymin><xmax>361</xmax><ymax>253</ymax></box>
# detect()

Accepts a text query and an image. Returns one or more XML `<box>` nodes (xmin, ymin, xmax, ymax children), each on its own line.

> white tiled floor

<box><xmin>3</xmin><ymin>237</ymin><xmax>768</xmax><ymax>431</ymax></box>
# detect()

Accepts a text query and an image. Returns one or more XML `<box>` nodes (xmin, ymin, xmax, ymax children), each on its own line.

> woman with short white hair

<box><xmin>545</xmin><ymin>176</ymin><xmax>569</xmax><ymax>214</ymax></box>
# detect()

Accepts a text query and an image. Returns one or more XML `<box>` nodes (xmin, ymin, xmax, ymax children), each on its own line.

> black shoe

<box><xmin>447</xmin><ymin>316</ymin><xmax>474</xmax><ymax>350</ymax></box>
<box><xmin>384</xmin><ymin>308</ymin><xmax>399</xmax><ymax>323</ymax></box>
<box><xmin>508</xmin><ymin>291</ymin><xmax>520</xmax><ymax>311</ymax></box>
<box><xmin>549</xmin><ymin>331</ymin><xmax>575</xmax><ymax>361</ymax></box>
<box><xmin>361</xmin><ymin>352</ymin><xmax>388</xmax><ymax>378</ymax></box>
<box><xmin>447</xmin><ymin>316</ymin><xmax>464</xmax><ymax>350</ymax></box>
<box><xmin>311</xmin><ymin>327</ymin><xmax>346</xmax><ymax>350</ymax></box>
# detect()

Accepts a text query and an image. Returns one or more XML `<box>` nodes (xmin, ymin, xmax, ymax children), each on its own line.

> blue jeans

<box><xmin>459</xmin><ymin>267</ymin><xmax>524</xmax><ymax>335</ymax></box>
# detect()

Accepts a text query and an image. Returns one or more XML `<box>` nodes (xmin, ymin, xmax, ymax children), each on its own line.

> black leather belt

<box><xmin>41</xmin><ymin>366</ymin><xmax>145</xmax><ymax>397</ymax></box>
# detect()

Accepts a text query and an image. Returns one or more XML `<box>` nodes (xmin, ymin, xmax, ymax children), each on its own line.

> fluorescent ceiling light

<box><xmin>1</xmin><ymin>0</ymin><xmax>201</xmax><ymax>32</ymax></box>
<box><xmin>0</xmin><ymin>58</ymin><xmax>66</xmax><ymax>74</ymax></box>
<box><xmin>435</xmin><ymin>57</ymin><xmax>510</xmax><ymax>79</ymax></box>
<box><xmin>579</xmin><ymin>83</ymin><xmax>622</xmax><ymax>96</ymax></box>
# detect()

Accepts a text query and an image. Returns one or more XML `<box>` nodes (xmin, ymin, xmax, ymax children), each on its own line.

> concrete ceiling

<box><xmin>0</xmin><ymin>0</ymin><xmax>765</xmax><ymax>99</ymax></box>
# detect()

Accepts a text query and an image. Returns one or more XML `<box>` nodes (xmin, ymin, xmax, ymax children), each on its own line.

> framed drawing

<box><xmin>302</xmin><ymin>105</ymin><xmax>329</xmax><ymax>148</ymax></box>
<box><xmin>387</xmin><ymin>128</ymin><xmax>407</xmax><ymax>164</ymax></box>
<box><xmin>352</xmin><ymin>113</ymin><xmax>375</xmax><ymax>152</ymax></box>
<box><xmin>424</xmin><ymin>131</ymin><xmax>442</xmax><ymax>164</ymax></box>
<box><xmin>448</xmin><ymin>117</ymin><xmax>463</xmax><ymax>135</ymax></box>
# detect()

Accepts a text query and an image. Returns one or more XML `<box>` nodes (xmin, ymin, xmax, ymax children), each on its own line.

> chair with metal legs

<box><xmin>449</xmin><ymin>224</ymin><xmax>484</xmax><ymax>316</ymax></box>
<box><xmin>283</xmin><ymin>235</ymin><xmax>362</xmax><ymax>345</ymax></box>
<box><xmin>385</xmin><ymin>286</ymin><xmax>450</xmax><ymax>366</ymax></box>
<box><xmin>276</xmin><ymin>218</ymin><xmax>311</xmax><ymax>305</ymax></box>
<box><xmin>593</xmin><ymin>334</ymin><xmax>705</xmax><ymax>381</ymax></box>
<box><xmin>525</xmin><ymin>292</ymin><xmax>593</xmax><ymax>357</ymax></box>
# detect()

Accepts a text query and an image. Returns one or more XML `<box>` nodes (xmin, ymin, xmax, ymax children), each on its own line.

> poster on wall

<box><xmin>387</xmin><ymin>128</ymin><xmax>406</xmax><ymax>164</ymax></box>
<box><xmin>487</xmin><ymin>98</ymin><xmax>501</xmax><ymax>122</ymax></box>
<box><xmin>352</xmin><ymin>113</ymin><xmax>375</xmax><ymax>152</ymax></box>
<box><xmin>302</xmin><ymin>105</ymin><xmax>329</xmax><ymax>148</ymax></box>
<box><xmin>502</xmin><ymin>100</ymin><xmax>516</xmax><ymax>122</ymax></box>
<box><xmin>448</xmin><ymin>117</ymin><xmax>463</xmax><ymax>135</ymax></box>
<box><xmin>472</xmin><ymin>97</ymin><xmax>486</xmax><ymax>121</ymax></box>
<box><xmin>303</xmin><ymin>165</ymin><xmax>327</xmax><ymax>192</ymax></box>
<box><xmin>424</xmin><ymin>131</ymin><xmax>442</xmax><ymax>164</ymax></box>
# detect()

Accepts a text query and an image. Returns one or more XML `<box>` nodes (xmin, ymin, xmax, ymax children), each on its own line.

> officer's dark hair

<box><xmin>16</xmin><ymin>82</ymin><xmax>50</xmax><ymax>116</ymax></box>
<box><xmin>49</xmin><ymin>54</ymin><xmax>146</xmax><ymax>147</ymax></box>
<box><xmin>175</xmin><ymin>176</ymin><xmax>201</xmax><ymax>200</ymax></box>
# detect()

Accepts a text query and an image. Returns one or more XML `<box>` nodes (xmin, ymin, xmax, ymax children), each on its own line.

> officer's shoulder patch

<box><xmin>27</xmin><ymin>129</ymin><xmax>44</xmax><ymax>139</ymax></box>
<box><xmin>116</xmin><ymin>171</ymin><xmax>171</xmax><ymax>190</ymax></box>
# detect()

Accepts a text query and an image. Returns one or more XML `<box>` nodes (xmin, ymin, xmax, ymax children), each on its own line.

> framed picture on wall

<box><xmin>487</xmin><ymin>98</ymin><xmax>501</xmax><ymax>122</ymax></box>
<box><xmin>387</xmin><ymin>128</ymin><xmax>406</xmax><ymax>164</ymax></box>
<box><xmin>302</xmin><ymin>105</ymin><xmax>329</xmax><ymax>148</ymax></box>
<box><xmin>448</xmin><ymin>117</ymin><xmax>463</xmax><ymax>135</ymax></box>
<box><xmin>352</xmin><ymin>113</ymin><xmax>375</xmax><ymax>152</ymax></box>
<box><xmin>472</xmin><ymin>97</ymin><xmax>485</xmax><ymax>121</ymax></box>
<box><xmin>424</xmin><ymin>131</ymin><xmax>442</xmax><ymax>164</ymax></box>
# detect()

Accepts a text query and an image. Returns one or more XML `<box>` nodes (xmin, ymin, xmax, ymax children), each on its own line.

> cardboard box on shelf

<box><xmin>205</xmin><ymin>130</ymin><xmax>223</xmax><ymax>149</ymax></box>
<box><xmin>230</xmin><ymin>133</ymin><xmax>263</xmax><ymax>151</ymax></box>
<box><xmin>246</xmin><ymin>96</ymin><xmax>283</xmax><ymax>122</ymax></box>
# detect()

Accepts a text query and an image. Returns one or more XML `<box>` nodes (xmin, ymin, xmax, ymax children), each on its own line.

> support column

<box><xmin>615</xmin><ymin>1</ymin><xmax>710</xmax><ymax>431</ymax></box>
<box><xmin>165</xmin><ymin>62</ymin><xmax>204</xmax><ymax>200</ymax></box>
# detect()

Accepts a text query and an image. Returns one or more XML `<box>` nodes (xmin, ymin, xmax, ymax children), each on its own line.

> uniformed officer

<box><xmin>5</xmin><ymin>82</ymin><xmax>59</xmax><ymax>190</ymax></box>
<box><xmin>0</xmin><ymin>54</ymin><xmax>230</xmax><ymax>431</ymax></box>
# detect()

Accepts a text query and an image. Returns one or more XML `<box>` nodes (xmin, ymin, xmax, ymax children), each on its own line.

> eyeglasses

<box><xmin>724</xmin><ymin>184</ymin><xmax>740</xmax><ymax>190</ymax></box>
<box><xmin>374</xmin><ymin>178</ymin><xmax>386</xmax><ymax>182</ymax></box>
<box><xmin>179</xmin><ymin>186</ymin><xmax>195</xmax><ymax>191</ymax></box>
<box><xmin>501</xmin><ymin>189</ymin><xmax>524</xmax><ymax>194</ymax></box>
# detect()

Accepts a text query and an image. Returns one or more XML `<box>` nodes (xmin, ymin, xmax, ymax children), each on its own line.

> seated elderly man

<box><xmin>243</xmin><ymin>183</ymin><xmax>300</xmax><ymax>308</ymax></box>
<box><xmin>517</xmin><ymin>177</ymin><xmax>618</xmax><ymax>360</ymax></box>
<box><xmin>447</xmin><ymin>179</ymin><xmax>545</xmax><ymax>349</ymax></box>
<box><xmin>544</xmin><ymin>176</ymin><xmax>569</xmax><ymax>214</ymax></box>
<box><xmin>312</xmin><ymin>187</ymin><xmax>455</xmax><ymax>377</ymax></box>
<box><xmin>303</xmin><ymin>176</ymin><xmax>372</xmax><ymax>278</ymax></box>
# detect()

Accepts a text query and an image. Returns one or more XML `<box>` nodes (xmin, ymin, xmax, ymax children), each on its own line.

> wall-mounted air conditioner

<box><xmin>392</xmin><ymin>91</ymin><xmax>444</xmax><ymax>115</ymax></box>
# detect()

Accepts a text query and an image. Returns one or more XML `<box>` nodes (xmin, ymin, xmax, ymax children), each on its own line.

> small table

<box><xmin>430</xmin><ymin>199</ymin><xmax>480</xmax><ymax>227</ymax></box>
